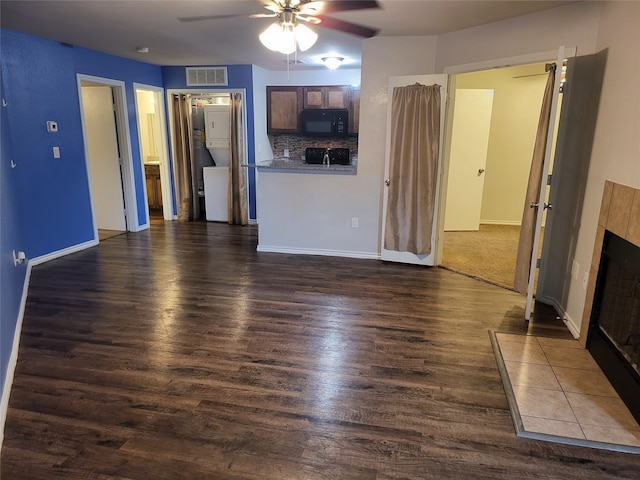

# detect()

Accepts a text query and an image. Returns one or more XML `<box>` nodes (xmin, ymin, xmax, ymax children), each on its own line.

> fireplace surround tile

<box><xmin>580</xmin><ymin>181</ymin><xmax>640</xmax><ymax>344</ymax></box>
<box><xmin>606</xmin><ymin>183</ymin><xmax>635</xmax><ymax>238</ymax></box>
<box><xmin>627</xmin><ymin>190</ymin><xmax>640</xmax><ymax>247</ymax></box>
<box><xmin>598</xmin><ymin>180</ymin><xmax>614</xmax><ymax>227</ymax></box>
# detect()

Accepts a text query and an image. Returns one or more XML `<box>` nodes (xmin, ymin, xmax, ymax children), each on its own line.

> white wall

<box><xmin>255</xmin><ymin>0</ymin><xmax>635</xmax><ymax>298</ymax></box>
<box><xmin>564</xmin><ymin>1</ymin><xmax>640</xmax><ymax>333</ymax></box>
<box><xmin>256</xmin><ymin>38</ymin><xmax>438</xmax><ymax>255</ymax></box>
<box><xmin>435</xmin><ymin>2</ymin><xmax>602</xmax><ymax>72</ymax></box>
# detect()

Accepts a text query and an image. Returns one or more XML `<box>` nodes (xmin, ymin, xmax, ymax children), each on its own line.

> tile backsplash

<box><xmin>271</xmin><ymin>134</ymin><xmax>358</xmax><ymax>162</ymax></box>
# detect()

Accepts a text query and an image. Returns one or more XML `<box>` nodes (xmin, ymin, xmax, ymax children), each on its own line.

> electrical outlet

<box><xmin>351</xmin><ymin>217</ymin><xmax>359</xmax><ymax>228</ymax></box>
<box><xmin>583</xmin><ymin>272</ymin><xmax>589</xmax><ymax>289</ymax></box>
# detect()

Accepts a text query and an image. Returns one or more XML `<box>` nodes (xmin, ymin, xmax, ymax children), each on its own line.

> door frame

<box><xmin>165</xmin><ymin>88</ymin><xmax>250</xmax><ymax>221</ymax></box>
<box><xmin>77</xmin><ymin>74</ymin><xmax>139</xmax><ymax>237</ymax></box>
<box><xmin>134</xmin><ymin>83</ymin><xmax>173</xmax><ymax>221</ymax></box>
<box><xmin>380</xmin><ymin>74</ymin><xmax>448</xmax><ymax>266</ymax></box>
<box><xmin>437</xmin><ymin>48</ymin><xmax>577</xmax><ymax>279</ymax></box>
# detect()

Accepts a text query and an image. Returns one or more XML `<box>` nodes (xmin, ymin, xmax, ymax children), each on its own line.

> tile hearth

<box><xmin>492</xmin><ymin>332</ymin><xmax>640</xmax><ymax>453</ymax></box>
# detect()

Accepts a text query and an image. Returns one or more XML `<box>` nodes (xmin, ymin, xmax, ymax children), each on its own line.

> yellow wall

<box><xmin>456</xmin><ymin>63</ymin><xmax>549</xmax><ymax>225</ymax></box>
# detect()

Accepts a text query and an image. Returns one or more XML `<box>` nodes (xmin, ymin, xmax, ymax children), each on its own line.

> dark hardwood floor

<box><xmin>2</xmin><ymin>220</ymin><xmax>638</xmax><ymax>479</ymax></box>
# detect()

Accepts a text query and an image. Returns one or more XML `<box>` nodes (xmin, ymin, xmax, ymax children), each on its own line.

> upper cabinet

<box><xmin>266</xmin><ymin>86</ymin><xmax>303</xmax><ymax>134</ymax></box>
<box><xmin>349</xmin><ymin>87</ymin><xmax>360</xmax><ymax>135</ymax></box>
<box><xmin>303</xmin><ymin>86</ymin><xmax>350</xmax><ymax>110</ymax></box>
<box><xmin>267</xmin><ymin>85</ymin><xmax>359</xmax><ymax>135</ymax></box>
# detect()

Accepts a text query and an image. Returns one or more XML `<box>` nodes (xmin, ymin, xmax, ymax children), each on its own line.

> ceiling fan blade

<box><xmin>297</xmin><ymin>14</ymin><xmax>322</xmax><ymax>25</ymax></box>
<box><xmin>249</xmin><ymin>13</ymin><xmax>279</xmax><ymax>19</ymax></box>
<box><xmin>312</xmin><ymin>1</ymin><xmax>381</xmax><ymax>14</ymax></box>
<box><xmin>178</xmin><ymin>14</ymin><xmax>247</xmax><ymax>23</ymax></box>
<box><xmin>315</xmin><ymin>14</ymin><xmax>379</xmax><ymax>38</ymax></box>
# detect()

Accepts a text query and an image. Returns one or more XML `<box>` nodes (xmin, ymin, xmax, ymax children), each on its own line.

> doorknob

<box><xmin>544</xmin><ymin>203</ymin><xmax>553</xmax><ymax>210</ymax></box>
<box><xmin>385</xmin><ymin>179</ymin><xmax>390</xmax><ymax>186</ymax></box>
<box><xmin>530</xmin><ymin>202</ymin><xmax>539</xmax><ymax>208</ymax></box>
<box><xmin>478</xmin><ymin>168</ymin><xmax>485</xmax><ymax>175</ymax></box>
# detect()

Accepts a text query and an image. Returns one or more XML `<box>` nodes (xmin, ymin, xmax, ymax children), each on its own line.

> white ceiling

<box><xmin>0</xmin><ymin>0</ymin><xmax>576</xmax><ymax>71</ymax></box>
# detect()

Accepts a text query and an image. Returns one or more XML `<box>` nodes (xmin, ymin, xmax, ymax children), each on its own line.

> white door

<box><xmin>524</xmin><ymin>47</ymin><xmax>565</xmax><ymax>319</ymax></box>
<box><xmin>81</xmin><ymin>85</ymin><xmax>126</xmax><ymax>231</ymax></box>
<box><xmin>381</xmin><ymin>74</ymin><xmax>448</xmax><ymax>266</ymax></box>
<box><xmin>443</xmin><ymin>89</ymin><xmax>494</xmax><ymax>231</ymax></box>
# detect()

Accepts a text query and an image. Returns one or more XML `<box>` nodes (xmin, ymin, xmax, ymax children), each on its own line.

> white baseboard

<box><xmin>257</xmin><ymin>244</ymin><xmax>379</xmax><ymax>260</ymax></box>
<box><xmin>0</xmin><ymin>262</ymin><xmax>31</xmax><ymax>449</ymax></box>
<box><xmin>562</xmin><ymin>311</ymin><xmax>581</xmax><ymax>339</ymax></box>
<box><xmin>480</xmin><ymin>220</ymin><xmax>522</xmax><ymax>226</ymax></box>
<box><xmin>30</xmin><ymin>239</ymin><xmax>97</xmax><ymax>266</ymax></box>
<box><xmin>537</xmin><ymin>295</ymin><xmax>580</xmax><ymax>340</ymax></box>
<box><xmin>1</xmin><ymin>238</ymin><xmax>99</xmax><ymax>447</ymax></box>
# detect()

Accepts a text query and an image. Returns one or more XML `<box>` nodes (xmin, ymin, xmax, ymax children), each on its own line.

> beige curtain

<box><xmin>514</xmin><ymin>64</ymin><xmax>556</xmax><ymax>294</ymax></box>
<box><xmin>228</xmin><ymin>92</ymin><xmax>248</xmax><ymax>225</ymax></box>
<box><xmin>172</xmin><ymin>94</ymin><xmax>200</xmax><ymax>221</ymax></box>
<box><xmin>384</xmin><ymin>83</ymin><xmax>441</xmax><ymax>255</ymax></box>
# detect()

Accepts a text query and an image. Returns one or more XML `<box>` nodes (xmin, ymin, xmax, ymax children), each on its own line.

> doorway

<box><xmin>166</xmin><ymin>89</ymin><xmax>248</xmax><ymax>223</ymax></box>
<box><xmin>78</xmin><ymin>77</ymin><xmax>134</xmax><ymax>241</ymax></box>
<box><xmin>440</xmin><ymin>62</ymin><xmax>560</xmax><ymax>290</ymax></box>
<box><xmin>135</xmin><ymin>85</ymin><xmax>172</xmax><ymax>221</ymax></box>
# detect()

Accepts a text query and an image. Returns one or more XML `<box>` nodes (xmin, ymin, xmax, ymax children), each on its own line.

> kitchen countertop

<box><xmin>246</xmin><ymin>159</ymin><xmax>357</xmax><ymax>175</ymax></box>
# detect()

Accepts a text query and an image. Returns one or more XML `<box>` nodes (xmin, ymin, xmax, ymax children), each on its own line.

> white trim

<box><xmin>133</xmin><ymin>83</ymin><xmax>173</xmax><ymax>221</ymax></box>
<box><xmin>443</xmin><ymin>48</ymin><xmax>578</xmax><ymax>75</ymax></box>
<box><xmin>77</xmin><ymin>74</ymin><xmax>140</xmax><ymax>234</ymax></box>
<box><xmin>537</xmin><ymin>294</ymin><xmax>581</xmax><ymax>339</ymax></box>
<box><xmin>562</xmin><ymin>311</ymin><xmax>581</xmax><ymax>339</ymax></box>
<box><xmin>30</xmin><ymin>239</ymin><xmax>98</xmax><ymax>266</ymax></box>
<box><xmin>1</xmin><ymin>236</ymin><xmax>99</xmax><ymax>447</ymax></box>
<box><xmin>0</xmin><ymin>263</ymin><xmax>31</xmax><ymax>449</ymax></box>
<box><xmin>166</xmin><ymin>88</ymin><xmax>250</xmax><ymax>222</ymax></box>
<box><xmin>257</xmin><ymin>245</ymin><xmax>379</xmax><ymax>260</ymax></box>
<box><xmin>479</xmin><ymin>220</ymin><xmax>522</xmax><ymax>226</ymax></box>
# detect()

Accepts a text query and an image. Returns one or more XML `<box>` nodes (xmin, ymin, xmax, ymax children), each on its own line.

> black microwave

<box><xmin>300</xmin><ymin>109</ymin><xmax>348</xmax><ymax>137</ymax></box>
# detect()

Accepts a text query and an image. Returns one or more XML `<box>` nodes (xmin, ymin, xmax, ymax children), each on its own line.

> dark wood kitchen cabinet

<box><xmin>349</xmin><ymin>86</ymin><xmax>360</xmax><ymax>134</ymax></box>
<box><xmin>303</xmin><ymin>86</ymin><xmax>350</xmax><ymax>110</ymax></box>
<box><xmin>145</xmin><ymin>164</ymin><xmax>162</xmax><ymax>210</ymax></box>
<box><xmin>266</xmin><ymin>86</ymin><xmax>303</xmax><ymax>134</ymax></box>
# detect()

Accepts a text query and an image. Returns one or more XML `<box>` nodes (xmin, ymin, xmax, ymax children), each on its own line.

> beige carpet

<box><xmin>442</xmin><ymin>224</ymin><xmax>523</xmax><ymax>290</ymax></box>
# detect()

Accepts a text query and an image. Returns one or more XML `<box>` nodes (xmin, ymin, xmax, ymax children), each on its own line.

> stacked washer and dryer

<box><xmin>194</xmin><ymin>101</ymin><xmax>231</xmax><ymax>222</ymax></box>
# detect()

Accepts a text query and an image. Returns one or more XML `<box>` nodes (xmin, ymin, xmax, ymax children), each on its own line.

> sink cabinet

<box><xmin>145</xmin><ymin>163</ymin><xmax>162</xmax><ymax>209</ymax></box>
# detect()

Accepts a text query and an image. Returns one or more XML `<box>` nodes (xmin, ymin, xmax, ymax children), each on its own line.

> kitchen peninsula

<box><xmin>255</xmin><ymin>158</ymin><xmax>357</xmax><ymax>174</ymax></box>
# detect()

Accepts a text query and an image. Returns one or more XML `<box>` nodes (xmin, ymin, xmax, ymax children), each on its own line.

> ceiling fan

<box><xmin>178</xmin><ymin>1</ymin><xmax>381</xmax><ymax>39</ymax></box>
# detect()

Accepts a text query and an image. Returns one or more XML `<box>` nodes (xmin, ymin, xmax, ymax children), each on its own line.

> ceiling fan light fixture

<box><xmin>321</xmin><ymin>56</ymin><xmax>344</xmax><ymax>70</ymax></box>
<box><xmin>259</xmin><ymin>23</ymin><xmax>286</xmax><ymax>52</ymax></box>
<box><xmin>259</xmin><ymin>12</ymin><xmax>317</xmax><ymax>55</ymax></box>
<box><xmin>293</xmin><ymin>23</ymin><xmax>318</xmax><ymax>52</ymax></box>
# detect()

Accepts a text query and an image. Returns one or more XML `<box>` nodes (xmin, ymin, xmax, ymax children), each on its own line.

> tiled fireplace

<box><xmin>580</xmin><ymin>181</ymin><xmax>640</xmax><ymax>423</ymax></box>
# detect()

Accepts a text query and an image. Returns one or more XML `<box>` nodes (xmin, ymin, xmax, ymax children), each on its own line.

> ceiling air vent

<box><xmin>185</xmin><ymin>67</ymin><xmax>228</xmax><ymax>87</ymax></box>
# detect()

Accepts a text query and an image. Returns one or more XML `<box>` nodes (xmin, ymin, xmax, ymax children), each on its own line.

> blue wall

<box><xmin>0</xmin><ymin>28</ymin><xmax>163</xmax><ymax>407</ymax></box>
<box><xmin>162</xmin><ymin>65</ymin><xmax>257</xmax><ymax>219</ymax></box>
<box><xmin>1</xmin><ymin>70</ymin><xmax>27</xmax><ymax>393</ymax></box>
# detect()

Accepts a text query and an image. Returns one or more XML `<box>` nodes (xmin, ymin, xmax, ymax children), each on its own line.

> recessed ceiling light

<box><xmin>136</xmin><ymin>46</ymin><xmax>149</xmax><ymax>53</ymax></box>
